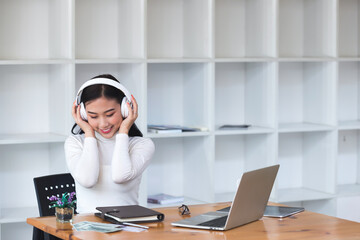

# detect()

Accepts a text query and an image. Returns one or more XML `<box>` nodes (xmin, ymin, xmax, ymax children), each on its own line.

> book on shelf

<box><xmin>95</xmin><ymin>205</ymin><xmax>164</xmax><ymax>223</ymax></box>
<box><xmin>147</xmin><ymin>124</ymin><xmax>203</xmax><ymax>134</ymax></box>
<box><xmin>147</xmin><ymin>125</ymin><xmax>182</xmax><ymax>134</ymax></box>
<box><xmin>147</xmin><ymin>193</ymin><xmax>184</xmax><ymax>205</ymax></box>
<box><xmin>219</xmin><ymin>124</ymin><xmax>251</xmax><ymax>130</ymax></box>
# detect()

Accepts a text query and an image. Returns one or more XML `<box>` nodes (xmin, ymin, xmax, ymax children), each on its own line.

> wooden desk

<box><xmin>27</xmin><ymin>202</ymin><xmax>360</xmax><ymax>240</ymax></box>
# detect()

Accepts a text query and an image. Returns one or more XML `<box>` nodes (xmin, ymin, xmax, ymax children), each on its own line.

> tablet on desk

<box><xmin>264</xmin><ymin>206</ymin><xmax>304</xmax><ymax>218</ymax></box>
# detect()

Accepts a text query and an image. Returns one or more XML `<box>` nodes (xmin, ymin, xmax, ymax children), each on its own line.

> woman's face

<box><xmin>85</xmin><ymin>96</ymin><xmax>122</xmax><ymax>139</ymax></box>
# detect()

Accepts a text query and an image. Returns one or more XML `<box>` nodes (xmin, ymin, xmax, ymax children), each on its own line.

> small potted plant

<box><xmin>49</xmin><ymin>192</ymin><xmax>76</xmax><ymax>223</ymax></box>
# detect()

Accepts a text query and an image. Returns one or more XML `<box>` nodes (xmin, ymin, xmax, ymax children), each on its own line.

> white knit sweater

<box><xmin>64</xmin><ymin>132</ymin><xmax>155</xmax><ymax>213</ymax></box>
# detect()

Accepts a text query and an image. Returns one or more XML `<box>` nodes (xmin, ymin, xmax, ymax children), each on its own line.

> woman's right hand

<box><xmin>72</xmin><ymin>101</ymin><xmax>95</xmax><ymax>138</ymax></box>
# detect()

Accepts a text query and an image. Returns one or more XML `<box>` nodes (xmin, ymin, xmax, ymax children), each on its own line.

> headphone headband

<box><xmin>76</xmin><ymin>78</ymin><xmax>131</xmax><ymax>105</ymax></box>
<box><xmin>75</xmin><ymin>77</ymin><xmax>132</xmax><ymax>120</ymax></box>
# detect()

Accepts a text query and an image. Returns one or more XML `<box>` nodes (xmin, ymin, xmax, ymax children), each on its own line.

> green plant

<box><xmin>49</xmin><ymin>192</ymin><xmax>76</xmax><ymax>209</ymax></box>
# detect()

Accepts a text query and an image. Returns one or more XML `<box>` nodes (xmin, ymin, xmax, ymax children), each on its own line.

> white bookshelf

<box><xmin>1</xmin><ymin>0</ymin><xmax>360</xmax><ymax>239</ymax></box>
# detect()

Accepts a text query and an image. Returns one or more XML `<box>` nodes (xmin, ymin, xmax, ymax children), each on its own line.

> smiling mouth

<box><xmin>100</xmin><ymin>127</ymin><xmax>112</xmax><ymax>134</ymax></box>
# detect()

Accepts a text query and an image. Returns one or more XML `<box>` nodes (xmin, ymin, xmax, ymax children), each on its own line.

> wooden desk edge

<box><xmin>26</xmin><ymin>202</ymin><xmax>360</xmax><ymax>240</ymax></box>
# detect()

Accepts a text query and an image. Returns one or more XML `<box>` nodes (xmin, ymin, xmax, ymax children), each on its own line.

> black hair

<box><xmin>71</xmin><ymin>74</ymin><xmax>143</xmax><ymax>137</ymax></box>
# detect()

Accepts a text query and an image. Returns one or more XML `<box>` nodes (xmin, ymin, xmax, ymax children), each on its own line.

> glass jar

<box><xmin>55</xmin><ymin>207</ymin><xmax>74</xmax><ymax>223</ymax></box>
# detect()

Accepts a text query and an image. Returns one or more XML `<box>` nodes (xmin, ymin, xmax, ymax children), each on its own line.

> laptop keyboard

<box><xmin>197</xmin><ymin>216</ymin><xmax>228</xmax><ymax>227</ymax></box>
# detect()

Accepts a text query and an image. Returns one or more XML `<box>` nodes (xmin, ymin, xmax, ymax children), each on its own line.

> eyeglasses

<box><xmin>178</xmin><ymin>204</ymin><xmax>191</xmax><ymax>215</ymax></box>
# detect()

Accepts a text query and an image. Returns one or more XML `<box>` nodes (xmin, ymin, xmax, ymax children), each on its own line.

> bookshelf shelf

<box><xmin>0</xmin><ymin>207</ymin><xmax>38</xmax><ymax>224</ymax></box>
<box><xmin>277</xmin><ymin>188</ymin><xmax>335</xmax><ymax>203</ymax></box>
<box><xmin>0</xmin><ymin>133</ymin><xmax>67</xmax><ymax>145</ymax></box>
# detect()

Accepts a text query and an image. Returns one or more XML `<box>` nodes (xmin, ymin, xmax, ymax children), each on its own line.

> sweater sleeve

<box><xmin>111</xmin><ymin>134</ymin><xmax>155</xmax><ymax>183</ymax></box>
<box><xmin>64</xmin><ymin>136</ymin><xmax>100</xmax><ymax>188</ymax></box>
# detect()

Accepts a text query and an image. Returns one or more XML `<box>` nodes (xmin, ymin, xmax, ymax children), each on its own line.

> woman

<box><xmin>64</xmin><ymin>74</ymin><xmax>155</xmax><ymax>213</ymax></box>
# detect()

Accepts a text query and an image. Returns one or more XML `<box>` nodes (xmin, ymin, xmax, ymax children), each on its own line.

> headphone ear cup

<box><xmin>121</xmin><ymin>97</ymin><xmax>129</xmax><ymax>118</ymax></box>
<box><xmin>80</xmin><ymin>102</ymin><xmax>88</xmax><ymax>121</ymax></box>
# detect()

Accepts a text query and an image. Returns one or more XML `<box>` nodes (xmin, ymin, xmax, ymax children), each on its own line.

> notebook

<box><xmin>95</xmin><ymin>205</ymin><xmax>164</xmax><ymax>223</ymax></box>
<box><xmin>171</xmin><ymin>164</ymin><xmax>279</xmax><ymax>231</ymax></box>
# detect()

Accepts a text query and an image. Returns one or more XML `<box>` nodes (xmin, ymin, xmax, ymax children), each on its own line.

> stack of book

<box><xmin>147</xmin><ymin>124</ymin><xmax>203</xmax><ymax>134</ymax></box>
<box><xmin>147</xmin><ymin>193</ymin><xmax>184</xmax><ymax>205</ymax></box>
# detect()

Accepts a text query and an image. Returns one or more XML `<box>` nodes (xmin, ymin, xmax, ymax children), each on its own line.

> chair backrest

<box><xmin>33</xmin><ymin>173</ymin><xmax>77</xmax><ymax>217</ymax></box>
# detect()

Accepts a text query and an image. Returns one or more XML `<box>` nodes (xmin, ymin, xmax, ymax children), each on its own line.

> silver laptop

<box><xmin>171</xmin><ymin>164</ymin><xmax>279</xmax><ymax>231</ymax></box>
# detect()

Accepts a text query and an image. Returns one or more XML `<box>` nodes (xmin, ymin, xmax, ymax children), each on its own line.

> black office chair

<box><xmin>33</xmin><ymin>173</ymin><xmax>77</xmax><ymax>240</ymax></box>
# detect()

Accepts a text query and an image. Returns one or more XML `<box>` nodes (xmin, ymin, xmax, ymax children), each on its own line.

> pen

<box><xmin>122</xmin><ymin>222</ymin><xmax>149</xmax><ymax>229</ymax></box>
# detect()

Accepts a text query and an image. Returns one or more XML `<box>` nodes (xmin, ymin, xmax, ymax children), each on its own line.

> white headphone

<box><xmin>75</xmin><ymin>78</ymin><xmax>132</xmax><ymax>121</ymax></box>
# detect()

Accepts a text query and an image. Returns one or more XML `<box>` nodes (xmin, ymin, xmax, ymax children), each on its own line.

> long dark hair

<box><xmin>71</xmin><ymin>74</ymin><xmax>143</xmax><ymax>137</ymax></box>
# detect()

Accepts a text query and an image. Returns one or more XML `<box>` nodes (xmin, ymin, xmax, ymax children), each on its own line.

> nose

<box><xmin>99</xmin><ymin>116</ymin><xmax>109</xmax><ymax>128</ymax></box>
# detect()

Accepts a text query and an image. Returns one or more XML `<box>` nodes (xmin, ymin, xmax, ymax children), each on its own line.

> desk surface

<box><xmin>27</xmin><ymin>202</ymin><xmax>360</xmax><ymax>240</ymax></box>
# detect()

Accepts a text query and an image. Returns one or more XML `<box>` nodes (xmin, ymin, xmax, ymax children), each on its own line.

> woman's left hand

<box><xmin>119</xmin><ymin>95</ymin><xmax>138</xmax><ymax>135</ymax></box>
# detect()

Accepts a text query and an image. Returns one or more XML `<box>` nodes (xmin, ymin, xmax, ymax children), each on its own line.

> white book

<box><xmin>147</xmin><ymin>193</ymin><xmax>184</xmax><ymax>205</ymax></box>
<box><xmin>148</xmin><ymin>128</ymin><xmax>182</xmax><ymax>134</ymax></box>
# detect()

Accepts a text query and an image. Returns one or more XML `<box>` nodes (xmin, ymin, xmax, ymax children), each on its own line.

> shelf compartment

<box><xmin>277</xmin><ymin>132</ymin><xmax>336</xmax><ymax>202</ymax></box>
<box><xmin>147</xmin><ymin>63</ymin><xmax>210</xmax><ymax>131</ymax></box>
<box><xmin>339</xmin><ymin>121</ymin><xmax>360</xmax><ymax>130</ymax></box>
<box><xmin>147</xmin><ymin>58</ymin><xmax>211</xmax><ymax>63</ymax></box>
<box><xmin>214</xmin><ymin>134</ymin><xmax>276</xmax><ymax>200</ymax></box>
<box><xmin>0</xmin><ymin>207</ymin><xmax>38</xmax><ymax>224</ymax></box>
<box><xmin>278</xmin><ymin>123</ymin><xmax>334</xmax><ymax>133</ymax></box>
<box><xmin>75</xmin><ymin>0</ymin><xmax>144</xmax><ymax>59</ymax></box>
<box><xmin>279</xmin><ymin>62</ymin><xmax>337</xmax><ymax>127</ymax></box>
<box><xmin>148</xmin><ymin>196</ymin><xmax>206</xmax><ymax>209</ymax></box>
<box><xmin>0</xmin><ymin>60</ymin><xmax>72</xmax><ymax>65</ymax></box>
<box><xmin>337</xmin><ymin>184</ymin><xmax>360</xmax><ymax>198</ymax></box>
<box><xmin>338</xmin><ymin>62</ymin><xmax>360</xmax><ymax>126</ymax></box>
<box><xmin>277</xmin><ymin>188</ymin><xmax>334</xmax><ymax>203</ymax></box>
<box><xmin>215</xmin><ymin>126</ymin><xmax>274</xmax><ymax>136</ymax></box>
<box><xmin>147</xmin><ymin>0</ymin><xmax>210</xmax><ymax>59</ymax></box>
<box><xmin>0</xmin><ymin>64</ymin><xmax>71</xmax><ymax>136</ymax></box>
<box><xmin>146</xmin><ymin>131</ymin><xmax>210</xmax><ymax>139</ymax></box>
<box><xmin>336</xmin><ymin>196</ymin><xmax>360</xmax><ymax>222</ymax></box>
<box><xmin>75</xmin><ymin>59</ymin><xmax>145</xmax><ymax>64</ymax></box>
<box><xmin>278</xmin><ymin>0</ymin><xmax>336</xmax><ymax>58</ymax></box>
<box><xmin>1</xmin><ymin>222</ymin><xmax>33</xmax><ymax>240</ymax></box>
<box><xmin>215</xmin><ymin>62</ymin><xmax>277</xmax><ymax>130</ymax></box>
<box><xmin>215</xmin><ymin>0</ymin><xmax>276</xmax><ymax>58</ymax></box>
<box><xmin>0</xmin><ymin>133</ymin><xmax>67</xmax><ymax>145</ymax></box>
<box><xmin>0</xmin><ymin>143</ymin><xmax>67</xmax><ymax>220</ymax></box>
<box><xmin>338</xmin><ymin>0</ymin><xmax>360</xmax><ymax>57</ymax></box>
<box><xmin>0</xmin><ymin>0</ymin><xmax>71</xmax><ymax>60</ymax></box>
<box><xmin>146</xmin><ymin>137</ymin><xmax>213</xmax><ymax>203</ymax></box>
<box><xmin>214</xmin><ymin>192</ymin><xmax>237</xmax><ymax>203</ymax></box>
<box><xmin>337</xmin><ymin>130</ymin><xmax>360</xmax><ymax>192</ymax></box>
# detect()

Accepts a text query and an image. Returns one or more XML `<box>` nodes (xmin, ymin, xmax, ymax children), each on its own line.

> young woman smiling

<box><xmin>64</xmin><ymin>74</ymin><xmax>155</xmax><ymax>213</ymax></box>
